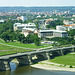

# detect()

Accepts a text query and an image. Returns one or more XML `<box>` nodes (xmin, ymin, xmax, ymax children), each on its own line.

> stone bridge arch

<box><xmin>63</xmin><ymin>48</ymin><xmax>74</xmax><ymax>55</ymax></box>
<box><xmin>9</xmin><ymin>55</ymin><xmax>32</xmax><ymax>67</ymax></box>
<box><xmin>35</xmin><ymin>52</ymin><xmax>48</xmax><ymax>61</ymax></box>
<box><xmin>49</xmin><ymin>51</ymin><xmax>61</xmax><ymax>59</ymax></box>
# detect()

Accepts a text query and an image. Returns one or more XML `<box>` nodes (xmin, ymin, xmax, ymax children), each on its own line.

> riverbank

<box><xmin>31</xmin><ymin>60</ymin><xmax>75</xmax><ymax>72</ymax></box>
<box><xmin>11</xmin><ymin>60</ymin><xmax>75</xmax><ymax>72</ymax></box>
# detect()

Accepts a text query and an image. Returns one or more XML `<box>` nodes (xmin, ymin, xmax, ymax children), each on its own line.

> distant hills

<box><xmin>0</xmin><ymin>6</ymin><xmax>75</xmax><ymax>12</ymax></box>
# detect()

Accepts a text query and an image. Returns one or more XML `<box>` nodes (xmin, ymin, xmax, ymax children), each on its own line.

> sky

<box><xmin>0</xmin><ymin>0</ymin><xmax>75</xmax><ymax>7</ymax></box>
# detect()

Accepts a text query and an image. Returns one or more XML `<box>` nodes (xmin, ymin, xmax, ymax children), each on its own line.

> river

<box><xmin>0</xmin><ymin>62</ymin><xmax>75</xmax><ymax>75</ymax></box>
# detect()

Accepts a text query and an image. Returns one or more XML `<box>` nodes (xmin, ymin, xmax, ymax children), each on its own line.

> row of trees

<box><xmin>48</xmin><ymin>37</ymin><xmax>75</xmax><ymax>45</ymax></box>
<box><xmin>0</xmin><ymin>30</ymin><xmax>40</xmax><ymax>46</ymax></box>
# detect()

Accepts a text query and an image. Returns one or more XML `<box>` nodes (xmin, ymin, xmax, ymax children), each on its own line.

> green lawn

<box><xmin>0</xmin><ymin>39</ymin><xmax>50</xmax><ymax>49</ymax></box>
<box><xmin>0</xmin><ymin>50</ymin><xmax>33</xmax><ymax>56</ymax></box>
<box><xmin>0</xmin><ymin>39</ymin><xmax>51</xmax><ymax>56</ymax></box>
<box><xmin>50</xmin><ymin>53</ymin><xmax>75</xmax><ymax>66</ymax></box>
<box><xmin>0</xmin><ymin>44</ymin><xmax>33</xmax><ymax>56</ymax></box>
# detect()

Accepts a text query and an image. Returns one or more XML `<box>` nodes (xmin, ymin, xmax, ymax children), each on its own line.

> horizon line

<box><xmin>0</xmin><ymin>6</ymin><xmax>75</xmax><ymax>7</ymax></box>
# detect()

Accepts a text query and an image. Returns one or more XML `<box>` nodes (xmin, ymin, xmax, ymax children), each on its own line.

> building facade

<box><xmin>13</xmin><ymin>23</ymin><xmax>36</xmax><ymax>31</ymax></box>
<box><xmin>38</xmin><ymin>30</ymin><xmax>68</xmax><ymax>38</ymax></box>
<box><xmin>21</xmin><ymin>16</ymin><xmax>28</xmax><ymax>22</ymax></box>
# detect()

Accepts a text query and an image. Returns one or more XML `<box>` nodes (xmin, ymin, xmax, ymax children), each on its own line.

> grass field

<box><xmin>0</xmin><ymin>39</ymin><xmax>50</xmax><ymax>49</ymax></box>
<box><xmin>0</xmin><ymin>39</ymin><xmax>51</xmax><ymax>56</ymax></box>
<box><xmin>50</xmin><ymin>53</ymin><xmax>75</xmax><ymax>66</ymax></box>
<box><xmin>0</xmin><ymin>50</ymin><xmax>33</xmax><ymax>56</ymax></box>
<box><xmin>0</xmin><ymin>44</ymin><xmax>33</xmax><ymax>56</ymax></box>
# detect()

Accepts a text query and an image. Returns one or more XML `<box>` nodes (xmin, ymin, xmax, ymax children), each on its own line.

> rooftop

<box><xmin>39</xmin><ymin>30</ymin><xmax>67</xmax><ymax>33</ymax></box>
<box><xmin>64</xmin><ymin>24</ymin><xmax>75</xmax><ymax>26</ymax></box>
<box><xmin>14</xmin><ymin>23</ymin><xmax>36</xmax><ymax>27</ymax></box>
<box><xmin>22</xmin><ymin>28</ymin><xmax>36</xmax><ymax>31</ymax></box>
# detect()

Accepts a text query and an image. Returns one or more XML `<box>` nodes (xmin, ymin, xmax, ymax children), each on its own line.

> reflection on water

<box><xmin>0</xmin><ymin>62</ymin><xmax>75</xmax><ymax>75</ymax></box>
<box><xmin>10</xmin><ymin>62</ymin><xmax>17</xmax><ymax>71</ymax></box>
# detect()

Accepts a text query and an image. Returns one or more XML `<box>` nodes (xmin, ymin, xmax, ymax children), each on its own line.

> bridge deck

<box><xmin>0</xmin><ymin>46</ymin><xmax>75</xmax><ymax>60</ymax></box>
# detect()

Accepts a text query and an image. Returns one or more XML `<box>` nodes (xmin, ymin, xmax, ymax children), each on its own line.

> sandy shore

<box><xmin>31</xmin><ymin>61</ymin><xmax>75</xmax><ymax>72</ymax></box>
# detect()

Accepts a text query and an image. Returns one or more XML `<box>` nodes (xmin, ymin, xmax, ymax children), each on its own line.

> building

<box><xmin>45</xmin><ymin>18</ymin><xmax>53</xmax><ymax>25</ymax></box>
<box><xmin>22</xmin><ymin>28</ymin><xmax>35</xmax><ymax>37</ymax></box>
<box><xmin>0</xmin><ymin>19</ymin><xmax>4</xmax><ymax>23</ymax></box>
<box><xmin>17</xmin><ymin>17</ymin><xmax>21</xmax><ymax>20</ymax></box>
<box><xmin>72</xmin><ymin>15</ymin><xmax>75</xmax><ymax>17</ymax></box>
<box><xmin>14</xmin><ymin>23</ymin><xmax>36</xmax><ymax>37</ymax></box>
<box><xmin>56</xmin><ymin>24</ymin><xmax>75</xmax><ymax>31</ymax></box>
<box><xmin>64</xmin><ymin>24</ymin><xmax>75</xmax><ymax>31</ymax></box>
<box><xmin>38</xmin><ymin>30</ymin><xmax>68</xmax><ymax>38</ymax></box>
<box><xmin>13</xmin><ymin>23</ymin><xmax>25</xmax><ymax>31</ymax></box>
<box><xmin>13</xmin><ymin>23</ymin><xmax>36</xmax><ymax>31</ymax></box>
<box><xmin>56</xmin><ymin>25</ymin><xmax>66</xmax><ymax>31</ymax></box>
<box><xmin>63</xmin><ymin>20</ymin><xmax>73</xmax><ymax>25</ymax></box>
<box><xmin>37</xmin><ymin>15</ymin><xmax>41</xmax><ymax>18</ymax></box>
<box><xmin>21</xmin><ymin>16</ymin><xmax>28</xmax><ymax>22</ymax></box>
<box><xmin>53</xmin><ymin>30</ymin><xmax>68</xmax><ymax>37</ymax></box>
<box><xmin>22</xmin><ymin>23</ymin><xmax>36</xmax><ymax>36</ymax></box>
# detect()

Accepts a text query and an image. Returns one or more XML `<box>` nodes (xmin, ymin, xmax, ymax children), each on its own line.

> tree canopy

<box><xmin>46</xmin><ymin>19</ymin><xmax>64</xmax><ymax>28</ymax></box>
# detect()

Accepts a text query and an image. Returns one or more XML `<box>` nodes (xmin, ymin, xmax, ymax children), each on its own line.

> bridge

<box><xmin>0</xmin><ymin>46</ymin><xmax>75</xmax><ymax>71</ymax></box>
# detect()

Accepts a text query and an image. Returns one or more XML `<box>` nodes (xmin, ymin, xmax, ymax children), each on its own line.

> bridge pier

<box><xmin>28</xmin><ymin>55</ymin><xmax>32</xmax><ymax>64</ymax></box>
<box><xmin>60</xmin><ymin>50</ymin><xmax>64</xmax><ymax>55</ymax></box>
<box><xmin>46</xmin><ymin>52</ymin><xmax>50</xmax><ymax>60</ymax></box>
<box><xmin>72</xmin><ymin>48</ymin><xmax>75</xmax><ymax>52</ymax></box>
<box><xmin>0</xmin><ymin>59</ymin><xmax>10</xmax><ymax>71</ymax></box>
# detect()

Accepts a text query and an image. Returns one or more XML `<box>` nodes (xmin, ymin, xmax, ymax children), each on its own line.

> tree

<box><xmin>46</xmin><ymin>19</ymin><xmax>64</xmax><ymax>29</ymax></box>
<box><xmin>68</xmin><ymin>29</ymin><xmax>75</xmax><ymax>36</ymax></box>
<box><xmin>55</xmin><ymin>19</ymin><xmax>64</xmax><ymax>25</ymax></box>
<box><xmin>46</xmin><ymin>21</ymin><xmax>56</xmax><ymax>28</ymax></box>
<box><xmin>1</xmin><ymin>32</ymin><xmax>9</xmax><ymax>42</ymax></box>
<box><xmin>18</xmin><ymin>19</ymin><xmax>22</xmax><ymax>23</ymax></box>
<box><xmin>26</xmin><ymin>34</ymin><xmax>34</xmax><ymax>43</ymax></box>
<box><xmin>71</xmin><ymin>40</ymin><xmax>75</xmax><ymax>45</ymax></box>
<box><xmin>34</xmin><ymin>34</ymin><xmax>40</xmax><ymax>46</ymax></box>
<box><xmin>36</xmin><ymin>24</ymin><xmax>39</xmax><ymax>29</ymax></box>
<box><xmin>16</xmin><ymin>33</ymin><xmax>25</xmax><ymax>43</ymax></box>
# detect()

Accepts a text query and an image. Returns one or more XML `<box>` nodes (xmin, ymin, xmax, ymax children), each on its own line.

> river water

<box><xmin>0</xmin><ymin>62</ymin><xmax>75</xmax><ymax>75</ymax></box>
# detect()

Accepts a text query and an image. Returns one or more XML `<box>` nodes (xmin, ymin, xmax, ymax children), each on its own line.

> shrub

<box><xmin>69</xmin><ymin>65</ymin><xmax>73</xmax><ymax>68</ymax></box>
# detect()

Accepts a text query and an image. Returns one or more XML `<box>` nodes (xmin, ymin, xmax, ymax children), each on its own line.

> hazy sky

<box><xmin>0</xmin><ymin>0</ymin><xmax>75</xmax><ymax>7</ymax></box>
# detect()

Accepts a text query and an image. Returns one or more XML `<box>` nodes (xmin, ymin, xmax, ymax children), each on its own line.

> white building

<box><xmin>14</xmin><ymin>23</ymin><xmax>25</xmax><ymax>31</ymax></box>
<box><xmin>21</xmin><ymin>16</ymin><xmax>28</xmax><ymax>22</ymax></box>
<box><xmin>14</xmin><ymin>23</ymin><xmax>36</xmax><ymax>31</ymax></box>
<box><xmin>14</xmin><ymin>23</ymin><xmax>36</xmax><ymax>37</ymax></box>
<box><xmin>56</xmin><ymin>24</ymin><xmax>75</xmax><ymax>31</ymax></box>
<box><xmin>22</xmin><ymin>23</ymin><xmax>36</xmax><ymax>36</ymax></box>
<box><xmin>63</xmin><ymin>20</ymin><xmax>73</xmax><ymax>25</ymax></box>
<box><xmin>0</xmin><ymin>19</ymin><xmax>4</xmax><ymax>23</ymax></box>
<box><xmin>38</xmin><ymin>30</ymin><xmax>68</xmax><ymax>38</ymax></box>
<box><xmin>22</xmin><ymin>28</ymin><xmax>35</xmax><ymax>37</ymax></box>
<box><xmin>72</xmin><ymin>15</ymin><xmax>75</xmax><ymax>17</ymax></box>
<box><xmin>37</xmin><ymin>15</ymin><xmax>41</xmax><ymax>18</ymax></box>
<box><xmin>56</xmin><ymin>25</ymin><xmax>66</xmax><ymax>31</ymax></box>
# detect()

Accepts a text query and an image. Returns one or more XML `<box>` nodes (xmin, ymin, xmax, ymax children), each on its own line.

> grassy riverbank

<box><xmin>0</xmin><ymin>44</ymin><xmax>33</xmax><ymax>56</ymax></box>
<box><xmin>50</xmin><ymin>53</ymin><xmax>75</xmax><ymax>66</ymax></box>
<box><xmin>31</xmin><ymin>52</ymin><xmax>75</xmax><ymax>72</ymax></box>
<box><xmin>31</xmin><ymin>60</ymin><xmax>75</xmax><ymax>72</ymax></box>
<box><xmin>0</xmin><ymin>39</ymin><xmax>52</xmax><ymax>56</ymax></box>
<box><xmin>0</xmin><ymin>39</ymin><xmax>50</xmax><ymax>49</ymax></box>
